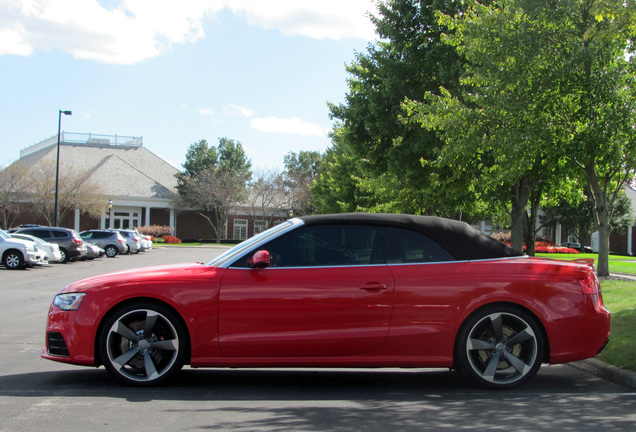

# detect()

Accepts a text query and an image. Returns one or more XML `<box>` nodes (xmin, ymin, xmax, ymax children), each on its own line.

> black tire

<box><xmin>455</xmin><ymin>305</ymin><xmax>545</xmax><ymax>389</ymax></box>
<box><xmin>105</xmin><ymin>245</ymin><xmax>118</xmax><ymax>258</ymax></box>
<box><xmin>98</xmin><ymin>302</ymin><xmax>187</xmax><ymax>386</ymax></box>
<box><xmin>59</xmin><ymin>248</ymin><xmax>69</xmax><ymax>263</ymax></box>
<box><xmin>3</xmin><ymin>250</ymin><xmax>25</xmax><ymax>269</ymax></box>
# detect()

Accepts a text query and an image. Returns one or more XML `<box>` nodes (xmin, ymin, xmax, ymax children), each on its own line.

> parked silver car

<box><xmin>10</xmin><ymin>233</ymin><xmax>62</xmax><ymax>264</ymax></box>
<box><xmin>108</xmin><ymin>229</ymin><xmax>141</xmax><ymax>254</ymax></box>
<box><xmin>79</xmin><ymin>230</ymin><xmax>127</xmax><ymax>258</ymax></box>
<box><xmin>0</xmin><ymin>229</ymin><xmax>43</xmax><ymax>269</ymax></box>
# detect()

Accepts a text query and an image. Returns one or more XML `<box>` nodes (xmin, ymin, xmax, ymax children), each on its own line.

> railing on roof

<box><xmin>20</xmin><ymin>132</ymin><xmax>143</xmax><ymax>158</ymax></box>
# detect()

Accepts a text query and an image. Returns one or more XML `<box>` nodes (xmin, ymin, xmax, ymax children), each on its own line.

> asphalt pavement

<box><xmin>1</xmin><ymin>247</ymin><xmax>635</xmax><ymax>431</ymax></box>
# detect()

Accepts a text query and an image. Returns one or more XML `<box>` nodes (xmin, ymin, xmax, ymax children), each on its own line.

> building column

<box><xmin>170</xmin><ymin>210</ymin><xmax>176</xmax><ymax>235</ymax></box>
<box><xmin>145</xmin><ymin>207</ymin><xmax>151</xmax><ymax>227</ymax></box>
<box><xmin>100</xmin><ymin>208</ymin><xmax>106</xmax><ymax>229</ymax></box>
<box><xmin>555</xmin><ymin>224</ymin><xmax>562</xmax><ymax>245</ymax></box>
<box><xmin>74</xmin><ymin>208</ymin><xmax>81</xmax><ymax>231</ymax></box>
<box><xmin>628</xmin><ymin>225</ymin><xmax>633</xmax><ymax>256</ymax></box>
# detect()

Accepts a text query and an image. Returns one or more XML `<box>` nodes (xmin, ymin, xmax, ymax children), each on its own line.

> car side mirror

<box><xmin>248</xmin><ymin>250</ymin><xmax>271</xmax><ymax>269</ymax></box>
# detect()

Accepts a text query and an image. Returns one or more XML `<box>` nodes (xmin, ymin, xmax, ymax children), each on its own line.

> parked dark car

<box><xmin>80</xmin><ymin>230</ymin><xmax>128</xmax><ymax>258</ymax></box>
<box><xmin>16</xmin><ymin>227</ymin><xmax>87</xmax><ymax>263</ymax></box>
<box><xmin>562</xmin><ymin>242</ymin><xmax>594</xmax><ymax>253</ymax></box>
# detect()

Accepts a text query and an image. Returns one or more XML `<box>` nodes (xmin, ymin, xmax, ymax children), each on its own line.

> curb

<box><xmin>569</xmin><ymin>358</ymin><xmax>636</xmax><ymax>390</ymax></box>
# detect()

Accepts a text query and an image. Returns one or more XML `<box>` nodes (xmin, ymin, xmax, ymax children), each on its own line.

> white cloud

<box><xmin>223</xmin><ymin>104</ymin><xmax>254</xmax><ymax>118</ymax></box>
<box><xmin>199</xmin><ymin>107</ymin><xmax>215</xmax><ymax>116</ymax></box>
<box><xmin>251</xmin><ymin>116</ymin><xmax>328</xmax><ymax>136</ymax></box>
<box><xmin>0</xmin><ymin>24</ymin><xmax>33</xmax><ymax>56</ymax></box>
<box><xmin>0</xmin><ymin>0</ymin><xmax>376</xmax><ymax>64</ymax></box>
<box><xmin>226</xmin><ymin>0</ymin><xmax>377</xmax><ymax>40</ymax></box>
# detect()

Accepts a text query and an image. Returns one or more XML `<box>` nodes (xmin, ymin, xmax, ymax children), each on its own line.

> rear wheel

<box><xmin>98</xmin><ymin>302</ymin><xmax>187</xmax><ymax>385</ymax></box>
<box><xmin>105</xmin><ymin>245</ymin><xmax>118</xmax><ymax>257</ymax></box>
<box><xmin>456</xmin><ymin>305</ymin><xmax>544</xmax><ymax>389</ymax></box>
<box><xmin>59</xmin><ymin>248</ymin><xmax>69</xmax><ymax>263</ymax></box>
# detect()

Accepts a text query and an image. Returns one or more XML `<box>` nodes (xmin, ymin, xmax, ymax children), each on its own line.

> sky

<box><xmin>0</xmin><ymin>0</ymin><xmax>378</xmax><ymax>172</ymax></box>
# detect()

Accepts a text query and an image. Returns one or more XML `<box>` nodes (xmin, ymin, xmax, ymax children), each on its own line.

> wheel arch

<box><xmin>453</xmin><ymin>301</ymin><xmax>550</xmax><ymax>367</ymax></box>
<box><xmin>93</xmin><ymin>297</ymin><xmax>192</xmax><ymax>367</ymax></box>
<box><xmin>2</xmin><ymin>248</ymin><xmax>23</xmax><ymax>259</ymax></box>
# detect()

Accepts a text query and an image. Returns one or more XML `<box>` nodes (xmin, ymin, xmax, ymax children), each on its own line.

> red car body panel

<box><xmin>42</xmin><ymin>256</ymin><xmax>610</xmax><ymax>370</ymax></box>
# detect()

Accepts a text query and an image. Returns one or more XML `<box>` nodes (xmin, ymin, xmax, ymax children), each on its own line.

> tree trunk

<box><xmin>583</xmin><ymin>165</ymin><xmax>613</xmax><ymax>277</ymax></box>
<box><xmin>510</xmin><ymin>178</ymin><xmax>530</xmax><ymax>255</ymax></box>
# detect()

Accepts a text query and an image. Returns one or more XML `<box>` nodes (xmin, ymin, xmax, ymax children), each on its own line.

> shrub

<box><xmin>162</xmin><ymin>235</ymin><xmax>182</xmax><ymax>244</ymax></box>
<box><xmin>138</xmin><ymin>225</ymin><xmax>172</xmax><ymax>238</ymax></box>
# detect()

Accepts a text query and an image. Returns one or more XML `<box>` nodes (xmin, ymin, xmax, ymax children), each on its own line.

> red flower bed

<box><xmin>162</xmin><ymin>235</ymin><xmax>182</xmax><ymax>244</ymax></box>
<box><xmin>496</xmin><ymin>238</ymin><xmax>579</xmax><ymax>254</ymax></box>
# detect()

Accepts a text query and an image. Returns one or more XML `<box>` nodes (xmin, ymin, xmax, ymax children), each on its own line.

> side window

<box><xmin>233</xmin><ymin>225</ymin><xmax>390</xmax><ymax>268</ymax></box>
<box><xmin>52</xmin><ymin>230</ymin><xmax>69</xmax><ymax>238</ymax></box>
<box><xmin>388</xmin><ymin>228</ymin><xmax>455</xmax><ymax>264</ymax></box>
<box><xmin>81</xmin><ymin>232</ymin><xmax>93</xmax><ymax>239</ymax></box>
<box><xmin>33</xmin><ymin>229</ymin><xmax>51</xmax><ymax>239</ymax></box>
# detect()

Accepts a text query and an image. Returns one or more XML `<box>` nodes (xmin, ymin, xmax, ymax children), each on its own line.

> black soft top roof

<box><xmin>299</xmin><ymin>213</ymin><xmax>522</xmax><ymax>261</ymax></box>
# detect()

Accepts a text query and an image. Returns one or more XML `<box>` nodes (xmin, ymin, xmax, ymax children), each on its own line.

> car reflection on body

<box><xmin>42</xmin><ymin>213</ymin><xmax>611</xmax><ymax>389</ymax></box>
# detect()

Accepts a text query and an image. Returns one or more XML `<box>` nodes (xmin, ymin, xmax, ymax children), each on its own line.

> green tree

<box><xmin>406</xmin><ymin>0</ymin><xmax>636</xmax><ymax>270</ymax></box>
<box><xmin>543</xmin><ymin>189</ymin><xmax>634</xmax><ymax>253</ymax></box>
<box><xmin>175</xmin><ymin>138</ymin><xmax>252</xmax><ymax>242</ymax></box>
<box><xmin>315</xmin><ymin>0</ymin><xmax>467</xmax><ymax>215</ymax></box>
<box><xmin>283</xmin><ymin>150</ymin><xmax>321</xmax><ymax>216</ymax></box>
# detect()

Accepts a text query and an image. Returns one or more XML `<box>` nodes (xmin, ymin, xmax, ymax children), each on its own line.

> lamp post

<box><xmin>53</xmin><ymin>110</ymin><xmax>72</xmax><ymax>227</ymax></box>
<box><xmin>108</xmin><ymin>199</ymin><xmax>113</xmax><ymax>229</ymax></box>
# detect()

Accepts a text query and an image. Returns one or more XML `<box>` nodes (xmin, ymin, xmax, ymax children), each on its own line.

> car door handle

<box><xmin>359</xmin><ymin>282</ymin><xmax>388</xmax><ymax>291</ymax></box>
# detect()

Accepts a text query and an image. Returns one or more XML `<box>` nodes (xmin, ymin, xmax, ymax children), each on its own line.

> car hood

<box><xmin>59</xmin><ymin>262</ymin><xmax>221</xmax><ymax>294</ymax></box>
<box><xmin>3</xmin><ymin>238</ymin><xmax>35</xmax><ymax>250</ymax></box>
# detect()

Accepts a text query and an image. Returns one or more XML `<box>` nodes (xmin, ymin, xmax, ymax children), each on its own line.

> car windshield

<box><xmin>0</xmin><ymin>230</ymin><xmax>10</xmax><ymax>240</ymax></box>
<box><xmin>207</xmin><ymin>220</ymin><xmax>297</xmax><ymax>267</ymax></box>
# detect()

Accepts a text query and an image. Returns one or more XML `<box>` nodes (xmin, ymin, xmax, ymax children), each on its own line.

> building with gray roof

<box><xmin>9</xmin><ymin>132</ymin><xmax>179</xmax><ymax>233</ymax></box>
<box><xmin>4</xmin><ymin>132</ymin><xmax>290</xmax><ymax>240</ymax></box>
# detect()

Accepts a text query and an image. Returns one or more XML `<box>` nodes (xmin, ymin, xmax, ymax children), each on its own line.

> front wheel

<box><xmin>455</xmin><ymin>305</ymin><xmax>544</xmax><ymax>389</ymax></box>
<box><xmin>3</xmin><ymin>250</ymin><xmax>25</xmax><ymax>269</ymax></box>
<box><xmin>98</xmin><ymin>302</ymin><xmax>187</xmax><ymax>385</ymax></box>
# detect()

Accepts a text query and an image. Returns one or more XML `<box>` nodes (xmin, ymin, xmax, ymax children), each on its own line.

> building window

<box><xmin>234</xmin><ymin>219</ymin><xmax>248</xmax><ymax>240</ymax></box>
<box><xmin>254</xmin><ymin>220</ymin><xmax>267</xmax><ymax>235</ymax></box>
<box><xmin>542</xmin><ymin>227</ymin><xmax>553</xmax><ymax>240</ymax></box>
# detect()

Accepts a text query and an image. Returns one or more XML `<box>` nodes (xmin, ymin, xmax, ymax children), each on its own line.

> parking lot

<box><xmin>1</xmin><ymin>246</ymin><xmax>636</xmax><ymax>431</ymax></box>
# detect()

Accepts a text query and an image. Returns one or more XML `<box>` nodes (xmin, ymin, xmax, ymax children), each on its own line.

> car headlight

<box><xmin>53</xmin><ymin>293</ymin><xmax>86</xmax><ymax>311</ymax></box>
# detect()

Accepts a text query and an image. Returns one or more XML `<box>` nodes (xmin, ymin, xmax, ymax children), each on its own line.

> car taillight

<box><xmin>579</xmin><ymin>272</ymin><xmax>600</xmax><ymax>295</ymax></box>
<box><xmin>73</xmin><ymin>239</ymin><xmax>82</xmax><ymax>245</ymax></box>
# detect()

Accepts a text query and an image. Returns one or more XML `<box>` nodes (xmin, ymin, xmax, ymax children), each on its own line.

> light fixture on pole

<box><xmin>53</xmin><ymin>110</ymin><xmax>72</xmax><ymax>227</ymax></box>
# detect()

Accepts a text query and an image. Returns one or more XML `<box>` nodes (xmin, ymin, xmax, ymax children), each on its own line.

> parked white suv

<box><xmin>0</xmin><ymin>229</ymin><xmax>43</xmax><ymax>269</ymax></box>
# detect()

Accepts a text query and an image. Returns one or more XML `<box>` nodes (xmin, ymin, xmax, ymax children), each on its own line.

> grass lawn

<box><xmin>597</xmin><ymin>280</ymin><xmax>636</xmax><ymax>372</ymax></box>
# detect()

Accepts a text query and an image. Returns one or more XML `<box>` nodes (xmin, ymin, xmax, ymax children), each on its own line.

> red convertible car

<box><xmin>42</xmin><ymin>214</ymin><xmax>611</xmax><ymax>389</ymax></box>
